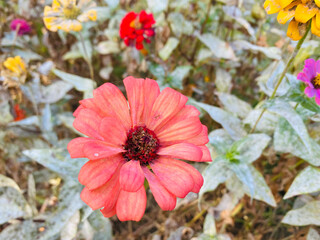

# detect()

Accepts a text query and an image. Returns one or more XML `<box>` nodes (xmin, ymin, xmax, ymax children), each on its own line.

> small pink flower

<box><xmin>297</xmin><ymin>59</ymin><xmax>320</xmax><ymax>105</ymax></box>
<box><xmin>10</xmin><ymin>19</ymin><xmax>31</xmax><ymax>35</ymax></box>
<box><xmin>68</xmin><ymin>77</ymin><xmax>211</xmax><ymax>221</ymax></box>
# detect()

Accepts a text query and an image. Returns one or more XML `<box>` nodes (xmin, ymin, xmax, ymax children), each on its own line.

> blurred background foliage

<box><xmin>0</xmin><ymin>0</ymin><xmax>320</xmax><ymax>239</ymax></box>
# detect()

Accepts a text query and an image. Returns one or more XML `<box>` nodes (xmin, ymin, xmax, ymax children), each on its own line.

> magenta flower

<box><xmin>10</xmin><ymin>19</ymin><xmax>31</xmax><ymax>35</ymax></box>
<box><xmin>297</xmin><ymin>59</ymin><xmax>320</xmax><ymax>106</ymax></box>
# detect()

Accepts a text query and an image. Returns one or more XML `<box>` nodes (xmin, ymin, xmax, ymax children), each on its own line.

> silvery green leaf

<box><xmin>222</xmin><ymin>6</ymin><xmax>255</xmax><ymax>39</ymax></box>
<box><xmin>52</xmin><ymin>68</ymin><xmax>95</xmax><ymax>98</ymax></box>
<box><xmin>193</xmin><ymin>102</ymin><xmax>247</xmax><ymax>140</ymax></box>
<box><xmin>147</xmin><ymin>0</ymin><xmax>168</xmax><ymax>13</ymax></box>
<box><xmin>13</xmin><ymin>49</ymin><xmax>42</xmax><ymax>62</ymax></box>
<box><xmin>88</xmin><ymin>211</ymin><xmax>113</xmax><ymax>240</ymax></box>
<box><xmin>57</xmin><ymin>113</ymin><xmax>85</xmax><ymax>137</ymax></box>
<box><xmin>92</xmin><ymin>7</ymin><xmax>111</xmax><ymax>21</ymax></box>
<box><xmin>256</xmin><ymin>60</ymin><xmax>288</xmax><ymax>97</ymax></box>
<box><xmin>196</xmin><ymin>32</ymin><xmax>237</xmax><ymax>60</ymax></box>
<box><xmin>39</xmin><ymin>180</ymin><xmax>84</xmax><ymax>240</ymax></box>
<box><xmin>99</xmin><ymin>66</ymin><xmax>113</xmax><ymax>80</ymax></box>
<box><xmin>38</xmin><ymin>61</ymin><xmax>54</xmax><ymax>75</ymax></box>
<box><xmin>197</xmin><ymin>48</ymin><xmax>214</xmax><ymax>63</ymax></box>
<box><xmin>243</xmin><ymin>108</ymin><xmax>279</xmax><ymax>134</ymax></box>
<box><xmin>168</xmin><ymin>12</ymin><xmax>193</xmax><ymax>37</ymax></box>
<box><xmin>228</xmin><ymin>163</ymin><xmax>255</xmax><ymax>199</ymax></box>
<box><xmin>0</xmin><ymin>98</ymin><xmax>13</xmax><ymax>124</ymax></box>
<box><xmin>63</xmin><ymin>49</ymin><xmax>82</xmax><ymax>60</ymax></box>
<box><xmin>104</xmin><ymin>0</ymin><xmax>119</xmax><ymax>9</ymax></box>
<box><xmin>240</xmin><ymin>165</ymin><xmax>276</xmax><ymax>207</ymax></box>
<box><xmin>307</xmin><ymin>228</ymin><xmax>320</xmax><ymax>240</ymax></box>
<box><xmin>282</xmin><ymin>201</ymin><xmax>320</xmax><ymax>226</ymax></box>
<box><xmin>168</xmin><ymin>66</ymin><xmax>192</xmax><ymax>89</ymax></box>
<box><xmin>0</xmin><ymin>220</ymin><xmax>41</xmax><ymax>240</ymax></box>
<box><xmin>159</xmin><ymin>37</ymin><xmax>179</xmax><ymax>61</ymax></box>
<box><xmin>76</xmin><ymin>39</ymin><xmax>93</xmax><ymax>62</ymax></box>
<box><xmin>231</xmin><ymin>40</ymin><xmax>281</xmax><ymax>60</ymax></box>
<box><xmin>294</xmin><ymin>41</ymin><xmax>320</xmax><ymax>68</ymax></box>
<box><xmin>40</xmin><ymin>81</ymin><xmax>73</xmax><ymax>104</ymax></box>
<box><xmin>208</xmin><ymin>129</ymin><xmax>234</xmax><ymax>155</ymax></box>
<box><xmin>217</xmin><ymin>93</ymin><xmax>252</xmax><ymax>119</ymax></box>
<box><xmin>274</xmin><ymin>117</ymin><xmax>320</xmax><ymax>166</ymax></box>
<box><xmin>284</xmin><ymin>166</ymin><xmax>320</xmax><ymax>199</ymax></box>
<box><xmin>27</xmin><ymin>174</ymin><xmax>38</xmax><ymax>215</ymax></box>
<box><xmin>8</xmin><ymin>116</ymin><xmax>40</xmax><ymax>127</ymax></box>
<box><xmin>149</xmin><ymin>64</ymin><xmax>166</xmax><ymax>80</ymax></box>
<box><xmin>168</xmin><ymin>227</ymin><xmax>194</xmax><ymax>240</ymax></box>
<box><xmin>0</xmin><ymin>175</ymin><xmax>32</xmax><ymax>224</ymax></box>
<box><xmin>23</xmin><ymin>148</ymin><xmax>87</xmax><ymax>180</ymax></box>
<box><xmin>1</xmin><ymin>32</ymin><xmax>24</xmax><ymax>48</ymax></box>
<box><xmin>267</xmin><ymin>99</ymin><xmax>313</xmax><ymax>153</ymax></box>
<box><xmin>96</xmin><ymin>41</ymin><xmax>120</xmax><ymax>55</ymax></box>
<box><xmin>232</xmin><ymin>134</ymin><xmax>271</xmax><ymax>164</ymax></box>
<box><xmin>199</xmin><ymin>157</ymin><xmax>233</xmax><ymax>199</ymax></box>
<box><xmin>203</xmin><ymin>211</ymin><xmax>216</xmax><ymax>236</ymax></box>
<box><xmin>61</xmin><ymin>210</ymin><xmax>80</xmax><ymax>240</ymax></box>
<box><xmin>215</xmin><ymin>68</ymin><xmax>232</xmax><ymax>93</ymax></box>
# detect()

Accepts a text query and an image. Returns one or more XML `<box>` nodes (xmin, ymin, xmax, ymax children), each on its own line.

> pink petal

<box><xmin>143</xmin><ymin>167</ymin><xmax>176</xmax><ymax>211</ymax></box>
<box><xmin>157</xmin><ymin>143</ymin><xmax>203</xmax><ymax>161</ymax></box>
<box><xmin>157</xmin><ymin>157</ymin><xmax>203</xmax><ymax>193</ymax></box>
<box><xmin>316</xmin><ymin>60</ymin><xmax>320</xmax><ymax>73</ymax></box>
<box><xmin>79</xmin><ymin>98</ymin><xmax>101</xmax><ymax>116</ymax></box>
<box><xmin>146</xmin><ymin>88</ymin><xmax>188</xmax><ymax>131</ymax></box>
<box><xmin>68</xmin><ymin>137</ymin><xmax>92</xmax><ymax>158</ymax></box>
<box><xmin>124</xmin><ymin>77</ymin><xmax>146</xmax><ymax>126</ymax></box>
<box><xmin>80</xmin><ymin>166</ymin><xmax>121</xmax><ymax>210</ymax></box>
<box><xmin>316</xmin><ymin>96</ymin><xmax>320</xmax><ymax>106</ymax></box>
<box><xmin>100</xmin><ymin>207</ymin><xmax>116</xmax><ymax>218</ymax></box>
<box><xmin>73</xmin><ymin>105</ymin><xmax>85</xmax><ymax>117</ymax></box>
<box><xmin>99</xmin><ymin>117</ymin><xmax>127</xmax><ymax>147</ymax></box>
<box><xmin>157</xmin><ymin>117</ymin><xmax>202</xmax><ymax>143</ymax></box>
<box><xmin>83</xmin><ymin>141</ymin><xmax>125</xmax><ymax>160</ymax></box>
<box><xmin>93</xmin><ymin>83</ymin><xmax>131</xmax><ymax>130</ymax></box>
<box><xmin>305</xmin><ymin>86</ymin><xmax>316</xmax><ymax>98</ymax></box>
<box><xmin>184</xmin><ymin>125</ymin><xmax>209</xmax><ymax>146</ymax></box>
<box><xmin>116</xmin><ymin>187</ymin><xmax>147</xmax><ymax>221</ymax></box>
<box><xmin>150</xmin><ymin>157</ymin><xmax>194</xmax><ymax>198</ymax></box>
<box><xmin>119</xmin><ymin>160</ymin><xmax>145</xmax><ymax>192</ymax></box>
<box><xmin>78</xmin><ymin>155</ymin><xmax>123</xmax><ymax>190</ymax></box>
<box><xmin>155</xmin><ymin>105</ymin><xmax>200</xmax><ymax>133</ymax></box>
<box><xmin>73</xmin><ymin>108</ymin><xmax>104</xmax><ymax>140</ymax></box>
<box><xmin>297</xmin><ymin>72</ymin><xmax>310</xmax><ymax>83</ymax></box>
<box><xmin>141</xmin><ymin>78</ymin><xmax>160</xmax><ymax>123</ymax></box>
<box><xmin>199</xmin><ymin>145</ymin><xmax>212</xmax><ymax>162</ymax></box>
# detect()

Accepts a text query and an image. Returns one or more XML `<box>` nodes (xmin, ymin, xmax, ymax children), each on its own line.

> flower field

<box><xmin>1</xmin><ymin>0</ymin><xmax>320</xmax><ymax>239</ymax></box>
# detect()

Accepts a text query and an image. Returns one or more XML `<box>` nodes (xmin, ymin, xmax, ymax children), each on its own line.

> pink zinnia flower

<box><xmin>68</xmin><ymin>77</ymin><xmax>211</xmax><ymax>221</ymax></box>
<box><xmin>297</xmin><ymin>58</ymin><xmax>320</xmax><ymax>106</ymax></box>
<box><xmin>10</xmin><ymin>19</ymin><xmax>31</xmax><ymax>35</ymax></box>
<box><xmin>119</xmin><ymin>10</ymin><xmax>155</xmax><ymax>50</ymax></box>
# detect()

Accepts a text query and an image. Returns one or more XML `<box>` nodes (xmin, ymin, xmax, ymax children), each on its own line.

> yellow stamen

<box><xmin>130</xmin><ymin>18</ymin><xmax>142</xmax><ymax>29</ymax></box>
<box><xmin>63</xmin><ymin>4</ymin><xmax>81</xmax><ymax>19</ymax></box>
<box><xmin>312</xmin><ymin>73</ymin><xmax>320</xmax><ymax>88</ymax></box>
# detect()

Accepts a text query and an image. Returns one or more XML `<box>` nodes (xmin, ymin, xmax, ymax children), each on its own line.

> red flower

<box><xmin>120</xmin><ymin>10</ymin><xmax>155</xmax><ymax>50</ymax></box>
<box><xmin>13</xmin><ymin>104</ymin><xmax>26</xmax><ymax>121</ymax></box>
<box><xmin>68</xmin><ymin>77</ymin><xmax>211</xmax><ymax>221</ymax></box>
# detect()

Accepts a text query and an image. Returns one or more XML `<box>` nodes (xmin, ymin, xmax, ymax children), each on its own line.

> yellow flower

<box><xmin>3</xmin><ymin>56</ymin><xmax>26</xmax><ymax>77</ymax></box>
<box><xmin>264</xmin><ymin>0</ymin><xmax>320</xmax><ymax>40</ymax></box>
<box><xmin>43</xmin><ymin>0</ymin><xmax>97</xmax><ymax>32</ymax></box>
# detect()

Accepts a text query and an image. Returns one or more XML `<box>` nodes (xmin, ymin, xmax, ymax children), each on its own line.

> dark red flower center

<box><xmin>123</xmin><ymin>126</ymin><xmax>159</xmax><ymax>164</ymax></box>
<box><xmin>311</xmin><ymin>74</ymin><xmax>320</xmax><ymax>89</ymax></box>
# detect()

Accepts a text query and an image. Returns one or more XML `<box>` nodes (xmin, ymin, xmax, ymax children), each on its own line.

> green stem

<box><xmin>250</xmin><ymin>23</ymin><xmax>311</xmax><ymax>133</ymax></box>
<box><xmin>79</xmin><ymin>32</ymin><xmax>94</xmax><ymax>81</ymax></box>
